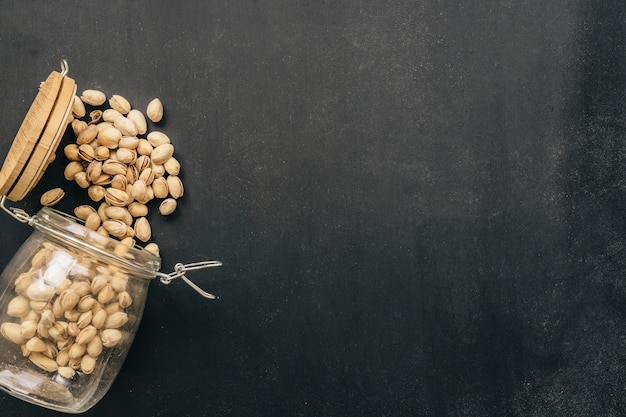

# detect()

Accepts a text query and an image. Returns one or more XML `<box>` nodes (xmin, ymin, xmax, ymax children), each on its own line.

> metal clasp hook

<box><xmin>157</xmin><ymin>261</ymin><xmax>223</xmax><ymax>299</ymax></box>
<box><xmin>0</xmin><ymin>195</ymin><xmax>33</xmax><ymax>224</ymax></box>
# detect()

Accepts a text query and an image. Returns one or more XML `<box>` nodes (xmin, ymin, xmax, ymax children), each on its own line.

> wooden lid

<box><xmin>0</xmin><ymin>68</ymin><xmax>76</xmax><ymax>202</ymax></box>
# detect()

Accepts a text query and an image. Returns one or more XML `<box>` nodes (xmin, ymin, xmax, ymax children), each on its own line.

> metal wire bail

<box><xmin>0</xmin><ymin>195</ymin><xmax>33</xmax><ymax>224</ymax></box>
<box><xmin>157</xmin><ymin>261</ymin><xmax>223</xmax><ymax>299</ymax></box>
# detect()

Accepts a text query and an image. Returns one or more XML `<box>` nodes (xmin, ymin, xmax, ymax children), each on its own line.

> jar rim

<box><xmin>31</xmin><ymin>207</ymin><xmax>161</xmax><ymax>279</ymax></box>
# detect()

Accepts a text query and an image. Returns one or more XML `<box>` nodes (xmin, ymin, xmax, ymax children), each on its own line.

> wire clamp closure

<box><xmin>0</xmin><ymin>195</ymin><xmax>33</xmax><ymax>224</ymax></box>
<box><xmin>157</xmin><ymin>261</ymin><xmax>223</xmax><ymax>299</ymax></box>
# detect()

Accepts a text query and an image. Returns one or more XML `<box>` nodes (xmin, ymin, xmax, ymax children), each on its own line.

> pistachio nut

<box><xmin>104</xmin><ymin>188</ymin><xmax>130</xmax><ymax>207</ymax></box>
<box><xmin>64</xmin><ymin>161</ymin><xmax>84</xmax><ymax>181</ymax></box>
<box><xmin>102</xmin><ymin>159</ymin><xmax>128</xmax><ymax>176</ymax></box>
<box><xmin>58</xmin><ymin>290</ymin><xmax>80</xmax><ymax>312</ymax></box>
<box><xmin>26</xmin><ymin>336</ymin><xmax>48</xmax><ymax>352</ymax></box>
<box><xmin>144</xmin><ymin>242</ymin><xmax>160</xmax><ymax>256</ymax></box>
<box><xmin>69</xmin><ymin>343</ymin><xmax>86</xmax><ymax>360</ymax></box>
<box><xmin>7</xmin><ymin>295</ymin><xmax>31</xmax><ymax>317</ymax></box>
<box><xmin>80</xmin><ymin>89</ymin><xmax>106</xmax><ymax>106</ymax></box>
<box><xmin>71</xmin><ymin>119</ymin><xmax>88</xmax><ymax>136</ymax></box>
<box><xmin>151</xmin><ymin>143</ymin><xmax>174</xmax><ymax>165</ymax></box>
<box><xmin>91</xmin><ymin>309</ymin><xmax>107</xmax><ymax>329</ymax></box>
<box><xmin>21</xmin><ymin>320</ymin><xmax>38</xmax><ymax>339</ymax></box>
<box><xmin>102</xmin><ymin>108</ymin><xmax>123</xmax><ymax>123</ymax></box>
<box><xmin>26</xmin><ymin>282</ymin><xmax>56</xmax><ymax>302</ymax></box>
<box><xmin>76</xmin><ymin>124</ymin><xmax>98</xmax><ymax>145</ymax></box>
<box><xmin>109</xmin><ymin>94</ymin><xmax>131</xmax><ymax>114</ymax></box>
<box><xmin>100</xmin><ymin>329</ymin><xmax>123</xmax><ymax>348</ymax></box>
<box><xmin>58</xmin><ymin>366</ymin><xmax>76</xmax><ymax>379</ymax></box>
<box><xmin>74</xmin><ymin>204</ymin><xmax>97</xmax><ymax>220</ymax></box>
<box><xmin>147</xmin><ymin>131</ymin><xmax>171</xmax><ymax>147</ymax></box>
<box><xmin>1</xmin><ymin>322</ymin><xmax>28</xmax><ymax>345</ymax></box>
<box><xmin>146</xmin><ymin>98</ymin><xmax>163</xmax><ymax>122</ymax></box>
<box><xmin>88</xmin><ymin>185</ymin><xmax>106</xmax><ymax>202</ymax></box>
<box><xmin>29</xmin><ymin>351</ymin><xmax>59</xmax><ymax>372</ymax></box>
<box><xmin>64</xmin><ymin>143</ymin><xmax>80</xmax><ymax>161</ymax></box>
<box><xmin>76</xmin><ymin>325</ymin><xmax>98</xmax><ymax>345</ymax></box>
<box><xmin>74</xmin><ymin>171</ymin><xmax>90</xmax><ymax>188</ymax></box>
<box><xmin>167</xmin><ymin>175</ymin><xmax>184</xmax><ymax>199</ymax></box>
<box><xmin>72</xmin><ymin>95</ymin><xmax>86</xmax><ymax>118</ymax></box>
<box><xmin>114</xmin><ymin>116</ymin><xmax>138</xmax><ymax>137</ymax></box>
<box><xmin>97</xmin><ymin>127</ymin><xmax>122</xmax><ymax>149</ymax></box>
<box><xmin>152</xmin><ymin>176</ymin><xmax>169</xmax><ymax>199</ymax></box>
<box><xmin>119</xmin><ymin>135</ymin><xmax>140</xmax><ymax>149</ymax></box>
<box><xmin>40</xmin><ymin>188</ymin><xmax>65</xmax><ymax>207</ymax></box>
<box><xmin>116</xmin><ymin>147</ymin><xmax>137</xmax><ymax>165</ymax></box>
<box><xmin>159</xmin><ymin>198</ymin><xmax>177</xmax><ymax>216</ymax></box>
<box><xmin>134</xmin><ymin>216</ymin><xmax>151</xmax><ymax>242</ymax></box>
<box><xmin>87</xmin><ymin>336</ymin><xmax>103</xmax><ymax>357</ymax></box>
<box><xmin>127</xmin><ymin>109</ymin><xmax>147</xmax><ymax>135</ymax></box>
<box><xmin>164</xmin><ymin>156</ymin><xmax>181</xmax><ymax>176</ymax></box>
<box><xmin>118</xmin><ymin>291</ymin><xmax>133</xmax><ymax>308</ymax></box>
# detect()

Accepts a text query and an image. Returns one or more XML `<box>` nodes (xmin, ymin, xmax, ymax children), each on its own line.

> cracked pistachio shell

<box><xmin>74</xmin><ymin>204</ymin><xmax>97</xmax><ymax>220</ymax></box>
<box><xmin>116</xmin><ymin>147</ymin><xmax>137</xmax><ymax>165</ymax></box>
<box><xmin>159</xmin><ymin>198</ymin><xmax>177</xmax><ymax>216</ymax></box>
<box><xmin>103</xmin><ymin>219</ymin><xmax>128</xmax><ymax>238</ymax></box>
<box><xmin>102</xmin><ymin>160</ymin><xmax>128</xmax><ymax>176</ymax></box>
<box><xmin>40</xmin><ymin>188</ymin><xmax>65</xmax><ymax>207</ymax></box>
<box><xmin>105</xmin><ymin>187</ymin><xmax>130</xmax><ymax>207</ymax></box>
<box><xmin>30</xmin><ymin>352</ymin><xmax>59</xmax><ymax>372</ymax></box>
<box><xmin>78</xmin><ymin>144</ymin><xmax>95</xmax><ymax>162</ymax></box>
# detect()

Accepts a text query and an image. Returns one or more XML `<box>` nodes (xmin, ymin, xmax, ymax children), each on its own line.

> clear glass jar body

<box><xmin>0</xmin><ymin>208</ymin><xmax>160</xmax><ymax>413</ymax></box>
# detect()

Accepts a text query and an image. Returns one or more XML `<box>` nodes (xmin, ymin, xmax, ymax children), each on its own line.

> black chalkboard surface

<box><xmin>0</xmin><ymin>1</ymin><xmax>625</xmax><ymax>416</ymax></box>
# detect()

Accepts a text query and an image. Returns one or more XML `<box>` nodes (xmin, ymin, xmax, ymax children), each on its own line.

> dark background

<box><xmin>0</xmin><ymin>0</ymin><xmax>625</xmax><ymax>416</ymax></box>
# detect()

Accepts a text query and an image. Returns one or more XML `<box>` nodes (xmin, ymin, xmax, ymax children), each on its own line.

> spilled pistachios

<box><xmin>45</xmin><ymin>90</ymin><xmax>186</xmax><ymax>257</ymax></box>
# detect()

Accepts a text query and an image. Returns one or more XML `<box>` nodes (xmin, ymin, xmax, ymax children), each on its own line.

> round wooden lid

<box><xmin>0</xmin><ymin>68</ymin><xmax>76</xmax><ymax>202</ymax></box>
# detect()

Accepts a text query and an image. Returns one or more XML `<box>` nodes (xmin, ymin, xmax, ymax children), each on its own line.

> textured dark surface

<box><xmin>0</xmin><ymin>0</ymin><xmax>625</xmax><ymax>416</ymax></box>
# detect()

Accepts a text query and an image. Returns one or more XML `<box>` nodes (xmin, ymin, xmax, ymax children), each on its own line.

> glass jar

<box><xmin>0</xmin><ymin>207</ymin><xmax>160</xmax><ymax>413</ymax></box>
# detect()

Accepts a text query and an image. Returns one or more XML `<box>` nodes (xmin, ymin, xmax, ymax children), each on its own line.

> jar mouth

<box><xmin>31</xmin><ymin>207</ymin><xmax>161</xmax><ymax>279</ymax></box>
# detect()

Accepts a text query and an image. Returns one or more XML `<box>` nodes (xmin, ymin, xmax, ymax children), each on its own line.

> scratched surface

<box><xmin>0</xmin><ymin>0</ymin><xmax>625</xmax><ymax>416</ymax></box>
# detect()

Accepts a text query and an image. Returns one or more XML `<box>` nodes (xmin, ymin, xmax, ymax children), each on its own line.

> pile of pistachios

<box><xmin>40</xmin><ymin>89</ymin><xmax>186</xmax><ymax>256</ymax></box>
